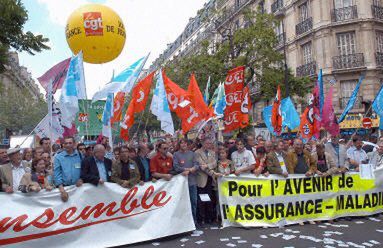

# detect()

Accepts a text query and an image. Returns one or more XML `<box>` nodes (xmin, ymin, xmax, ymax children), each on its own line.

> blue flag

<box><xmin>317</xmin><ymin>69</ymin><xmax>324</xmax><ymax>116</ymax></box>
<box><xmin>263</xmin><ymin>97</ymin><xmax>300</xmax><ymax>135</ymax></box>
<box><xmin>372</xmin><ymin>84</ymin><xmax>383</xmax><ymax>130</ymax></box>
<box><xmin>338</xmin><ymin>74</ymin><xmax>365</xmax><ymax>123</ymax></box>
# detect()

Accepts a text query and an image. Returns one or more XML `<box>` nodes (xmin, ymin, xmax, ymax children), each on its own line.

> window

<box><xmin>377</xmin><ymin>32</ymin><xmax>383</xmax><ymax>53</ymax></box>
<box><xmin>275</xmin><ymin>21</ymin><xmax>283</xmax><ymax>36</ymax></box>
<box><xmin>374</xmin><ymin>0</ymin><xmax>383</xmax><ymax>6</ymax></box>
<box><xmin>336</xmin><ymin>32</ymin><xmax>356</xmax><ymax>56</ymax></box>
<box><xmin>259</xmin><ymin>0</ymin><xmax>265</xmax><ymax>13</ymax></box>
<box><xmin>299</xmin><ymin>2</ymin><xmax>310</xmax><ymax>22</ymax></box>
<box><xmin>340</xmin><ymin>80</ymin><xmax>361</xmax><ymax>108</ymax></box>
<box><xmin>334</xmin><ymin>0</ymin><xmax>354</xmax><ymax>9</ymax></box>
<box><xmin>235</xmin><ymin>0</ymin><xmax>240</xmax><ymax>8</ymax></box>
<box><xmin>302</xmin><ymin>42</ymin><xmax>313</xmax><ymax>64</ymax></box>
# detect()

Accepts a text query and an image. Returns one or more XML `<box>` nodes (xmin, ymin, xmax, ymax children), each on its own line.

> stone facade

<box><xmin>0</xmin><ymin>52</ymin><xmax>41</xmax><ymax>100</ymax></box>
<box><xmin>149</xmin><ymin>0</ymin><xmax>383</xmax><ymax>124</ymax></box>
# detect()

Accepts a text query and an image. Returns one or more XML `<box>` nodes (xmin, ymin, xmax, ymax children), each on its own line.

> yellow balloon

<box><xmin>65</xmin><ymin>4</ymin><xmax>126</xmax><ymax>64</ymax></box>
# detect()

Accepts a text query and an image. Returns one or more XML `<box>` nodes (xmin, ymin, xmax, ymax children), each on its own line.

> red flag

<box><xmin>223</xmin><ymin>66</ymin><xmax>245</xmax><ymax>132</ymax></box>
<box><xmin>120</xmin><ymin>127</ymin><xmax>129</xmax><ymax>141</ymax></box>
<box><xmin>271</xmin><ymin>85</ymin><xmax>282</xmax><ymax>135</ymax></box>
<box><xmin>322</xmin><ymin>86</ymin><xmax>340</xmax><ymax>136</ymax></box>
<box><xmin>299</xmin><ymin>87</ymin><xmax>321</xmax><ymax>140</ymax></box>
<box><xmin>120</xmin><ymin>71</ymin><xmax>155</xmax><ymax>140</ymax></box>
<box><xmin>240</xmin><ymin>85</ymin><xmax>251</xmax><ymax>128</ymax></box>
<box><xmin>38</xmin><ymin>58</ymin><xmax>71</xmax><ymax>94</ymax></box>
<box><xmin>110</xmin><ymin>92</ymin><xmax>125</xmax><ymax>125</ymax></box>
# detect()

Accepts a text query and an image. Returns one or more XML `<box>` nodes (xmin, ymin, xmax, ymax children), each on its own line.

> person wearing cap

<box><xmin>54</xmin><ymin>136</ymin><xmax>83</xmax><ymax>202</ymax></box>
<box><xmin>0</xmin><ymin>148</ymin><xmax>37</xmax><ymax>193</ymax></box>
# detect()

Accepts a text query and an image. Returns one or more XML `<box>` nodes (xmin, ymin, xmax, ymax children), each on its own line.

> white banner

<box><xmin>0</xmin><ymin>175</ymin><xmax>194</xmax><ymax>247</ymax></box>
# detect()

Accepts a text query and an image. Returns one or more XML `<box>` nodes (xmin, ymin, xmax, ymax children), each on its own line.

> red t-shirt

<box><xmin>150</xmin><ymin>153</ymin><xmax>173</xmax><ymax>174</ymax></box>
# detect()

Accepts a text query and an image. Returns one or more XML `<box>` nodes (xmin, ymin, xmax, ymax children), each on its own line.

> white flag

<box><xmin>59</xmin><ymin>51</ymin><xmax>86</xmax><ymax>128</ymax></box>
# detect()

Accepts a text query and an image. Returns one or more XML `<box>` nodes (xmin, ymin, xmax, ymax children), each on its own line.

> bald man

<box><xmin>80</xmin><ymin>144</ymin><xmax>112</xmax><ymax>186</ymax></box>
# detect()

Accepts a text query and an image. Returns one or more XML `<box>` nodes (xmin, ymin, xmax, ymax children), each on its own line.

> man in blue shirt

<box><xmin>81</xmin><ymin>144</ymin><xmax>112</xmax><ymax>186</ymax></box>
<box><xmin>54</xmin><ymin>136</ymin><xmax>83</xmax><ymax>202</ymax></box>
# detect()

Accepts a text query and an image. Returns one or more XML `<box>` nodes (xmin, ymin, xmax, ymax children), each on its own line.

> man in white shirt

<box><xmin>347</xmin><ymin>137</ymin><xmax>368</xmax><ymax>171</ymax></box>
<box><xmin>231</xmin><ymin>139</ymin><xmax>256</xmax><ymax>175</ymax></box>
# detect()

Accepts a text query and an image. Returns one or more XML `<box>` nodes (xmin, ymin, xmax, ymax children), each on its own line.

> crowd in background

<box><xmin>1</xmin><ymin>132</ymin><xmax>383</xmax><ymax>227</ymax></box>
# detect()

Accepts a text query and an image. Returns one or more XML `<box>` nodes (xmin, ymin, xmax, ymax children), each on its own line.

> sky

<box><xmin>18</xmin><ymin>0</ymin><xmax>207</xmax><ymax>98</ymax></box>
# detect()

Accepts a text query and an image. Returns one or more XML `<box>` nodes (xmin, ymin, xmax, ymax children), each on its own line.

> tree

<box><xmin>165</xmin><ymin>8</ymin><xmax>311</xmax><ymax>102</ymax></box>
<box><xmin>0</xmin><ymin>0</ymin><xmax>50</xmax><ymax>72</ymax></box>
<box><xmin>0</xmin><ymin>81</ymin><xmax>47</xmax><ymax>136</ymax></box>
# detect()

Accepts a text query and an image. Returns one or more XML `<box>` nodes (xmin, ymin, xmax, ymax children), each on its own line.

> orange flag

<box><xmin>187</xmin><ymin>74</ymin><xmax>214</xmax><ymax>120</ymax></box>
<box><xmin>110</xmin><ymin>92</ymin><xmax>125</xmax><ymax>125</ymax></box>
<box><xmin>120</xmin><ymin>71</ymin><xmax>155</xmax><ymax>141</ymax></box>
<box><xmin>271</xmin><ymin>85</ymin><xmax>282</xmax><ymax>135</ymax></box>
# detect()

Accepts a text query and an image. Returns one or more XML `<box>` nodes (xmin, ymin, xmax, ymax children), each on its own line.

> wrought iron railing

<box><xmin>296</xmin><ymin>61</ymin><xmax>316</xmax><ymax>77</ymax></box>
<box><xmin>271</xmin><ymin>0</ymin><xmax>283</xmax><ymax>13</ymax></box>
<box><xmin>372</xmin><ymin>5</ymin><xmax>383</xmax><ymax>19</ymax></box>
<box><xmin>331</xmin><ymin>6</ymin><xmax>358</xmax><ymax>22</ymax></box>
<box><xmin>214</xmin><ymin>0</ymin><xmax>253</xmax><ymax>29</ymax></box>
<box><xmin>376</xmin><ymin>52</ymin><xmax>383</xmax><ymax>66</ymax></box>
<box><xmin>332</xmin><ymin>53</ymin><xmax>365</xmax><ymax>70</ymax></box>
<box><xmin>296</xmin><ymin>17</ymin><xmax>313</xmax><ymax>36</ymax></box>
<box><xmin>339</xmin><ymin>96</ymin><xmax>363</xmax><ymax>109</ymax></box>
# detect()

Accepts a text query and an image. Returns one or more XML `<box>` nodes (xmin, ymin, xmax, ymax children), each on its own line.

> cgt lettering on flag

<box><xmin>83</xmin><ymin>12</ymin><xmax>103</xmax><ymax>36</ymax></box>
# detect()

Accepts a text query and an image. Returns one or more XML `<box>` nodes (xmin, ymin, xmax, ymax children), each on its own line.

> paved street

<box><xmin>129</xmin><ymin>216</ymin><xmax>383</xmax><ymax>248</ymax></box>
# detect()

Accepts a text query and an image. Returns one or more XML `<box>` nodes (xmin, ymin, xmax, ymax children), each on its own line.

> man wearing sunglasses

<box><xmin>150</xmin><ymin>141</ymin><xmax>173</xmax><ymax>181</ymax></box>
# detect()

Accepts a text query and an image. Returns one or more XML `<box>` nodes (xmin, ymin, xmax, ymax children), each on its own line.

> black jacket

<box><xmin>81</xmin><ymin>156</ymin><xmax>112</xmax><ymax>186</ymax></box>
<box><xmin>134</xmin><ymin>156</ymin><xmax>152</xmax><ymax>182</ymax></box>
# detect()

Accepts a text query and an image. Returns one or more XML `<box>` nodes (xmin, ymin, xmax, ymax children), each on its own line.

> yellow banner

<box><xmin>218</xmin><ymin>173</ymin><xmax>383</xmax><ymax>227</ymax></box>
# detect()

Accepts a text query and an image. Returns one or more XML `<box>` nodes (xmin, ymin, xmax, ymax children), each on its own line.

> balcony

<box><xmin>372</xmin><ymin>5</ymin><xmax>383</xmax><ymax>20</ymax></box>
<box><xmin>271</xmin><ymin>0</ymin><xmax>283</xmax><ymax>14</ymax></box>
<box><xmin>339</xmin><ymin>96</ymin><xmax>363</xmax><ymax>109</ymax></box>
<box><xmin>332</xmin><ymin>53</ymin><xmax>365</xmax><ymax>70</ymax></box>
<box><xmin>331</xmin><ymin>6</ymin><xmax>358</xmax><ymax>22</ymax></box>
<box><xmin>296</xmin><ymin>61</ymin><xmax>316</xmax><ymax>77</ymax></box>
<box><xmin>214</xmin><ymin>0</ymin><xmax>253</xmax><ymax>29</ymax></box>
<box><xmin>376</xmin><ymin>52</ymin><xmax>383</xmax><ymax>67</ymax></box>
<box><xmin>296</xmin><ymin>17</ymin><xmax>313</xmax><ymax>36</ymax></box>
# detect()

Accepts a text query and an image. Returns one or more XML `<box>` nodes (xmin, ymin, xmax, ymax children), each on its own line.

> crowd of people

<box><xmin>0</xmin><ymin>133</ymin><xmax>382</xmax><ymax>227</ymax></box>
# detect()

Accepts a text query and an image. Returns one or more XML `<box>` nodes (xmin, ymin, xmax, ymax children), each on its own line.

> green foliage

<box><xmin>165</xmin><ymin>9</ymin><xmax>311</xmax><ymax>102</ymax></box>
<box><xmin>0</xmin><ymin>82</ymin><xmax>47</xmax><ymax>135</ymax></box>
<box><xmin>0</xmin><ymin>0</ymin><xmax>50</xmax><ymax>72</ymax></box>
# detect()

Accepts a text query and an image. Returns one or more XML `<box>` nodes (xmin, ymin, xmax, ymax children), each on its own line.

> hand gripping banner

<box><xmin>0</xmin><ymin>175</ymin><xmax>194</xmax><ymax>248</ymax></box>
<box><xmin>218</xmin><ymin>173</ymin><xmax>383</xmax><ymax>228</ymax></box>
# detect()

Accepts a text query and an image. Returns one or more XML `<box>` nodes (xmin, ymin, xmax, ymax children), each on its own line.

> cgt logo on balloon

<box><xmin>83</xmin><ymin>12</ymin><xmax>103</xmax><ymax>36</ymax></box>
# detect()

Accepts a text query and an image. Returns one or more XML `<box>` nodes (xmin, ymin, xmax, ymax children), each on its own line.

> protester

<box><xmin>266</xmin><ymin>140</ymin><xmax>288</xmax><ymax>177</ymax></box>
<box><xmin>253</xmin><ymin>146</ymin><xmax>269</xmax><ymax>176</ymax></box>
<box><xmin>173</xmin><ymin>139</ymin><xmax>199</xmax><ymax>223</ymax></box>
<box><xmin>150</xmin><ymin>141</ymin><xmax>174</xmax><ymax>181</ymax></box>
<box><xmin>325</xmin><ymin>134</ymin><xmax>348</xmax><ymax>169</ymax></box>
<box><xmin>112</xmin><ymin>145</ymin><xmax>142</xmax><ymax>188</ymax></box>
<box><xmin>113</xmin><ymin>147</ymin><xmax>121</xmax><ymax>161</ymax></box>
<box><xmin>313</xmin><ymin>143</ymin><xmax>337</xmax><ymax>176</ymax></box>
<box><xmin>81</xmin><ymin>144</ymin><xmax>113</xmax><ymax>186</ymax></box>
<box><xmin>347</xmin><ymin>136</ymin><xmax>368</xmax><ymax>171</ymax></box>
<box><xmin>286</xmin><ymin>139</ymin><xmax>316</xmax><ymax>176</ymax></box>
<box><xmin>85</xmin><ymin>146</ymin><xmax>94</xmax><ymax>158</ymax></box>
<box><xmin>135</xmin><ymin>144</ymin><xmax>152</xmax><ymax>182</ymax></box>
<box><xmin>77</xmin><ymin>143</ymin><xmax>86</xmax><ymax>157</ymax></box>
<box><xmin>54</xmin><ymin>136</ymin><xmax>83</xmax><ymax>202</ymax></box>
<box><xmin>33</xmin><ymin>147</ymin><xmax>44</xmax><ymax>160</ymax></box>
<box><xmin>214</xmin><ymin>149</ymin><xmax>234</xmax><ymax>177</ymax></box>
<box><xmin>245</xmin><ymin>135</ymin><xmax>257</xmax><ymax>157</ymax></box>
<box><xmin>22</xmin><ymin>148</ymin><xmax>33</xmax><ymax>167</ymax></box>
<box><xmin>367</xmin><ymin>140</ymin><xmax>383</xmax><ymax>169</ymax></box>
<box><xmin>21</xmin><ymin>158</ymin><xmax>54</xmax><ymax>191</ymax></box>
<box><xmin>0</xmin><ymin>148</ymin><xmax>9</xmax><ymax>165</ymax></box>
<box><xmin>40</xmin><ymin>137</ymin><xmax>51</xmax><ymax>153</ymax></box>
<box><xmin>231</xmin><ymin>139</ymin><xmax>256</xmax><ymax>175</ymax></box>
<box><xmin>0</xmin><ymin>148</ymin><xmax>33</xmax><ymax>193</ymax></box>
<box><xmin>195</xmin><ymin>138</ymin><xmax>217</xmax><ymax>225</ymax></box>
<box><xmin>226</xmin><ymin>138</ymin><xmax>237</xmax><ymax>159</ymax></box>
